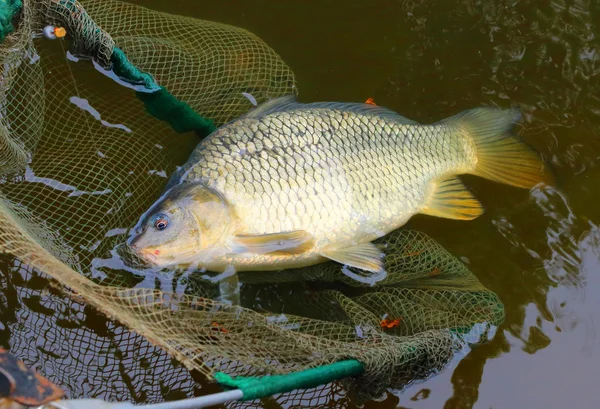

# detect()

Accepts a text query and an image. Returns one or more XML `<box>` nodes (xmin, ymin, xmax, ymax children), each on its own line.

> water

<box><xmin>2</xmin><ymin>0</ymin><xmax>600</xmax><ymax>408</ymax></box>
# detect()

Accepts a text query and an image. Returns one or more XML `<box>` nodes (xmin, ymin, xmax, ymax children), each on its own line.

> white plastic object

<box><xmin>42</xmin><ymin>26</ymin><xmax>57</xmax><ymax>40</ymax></box>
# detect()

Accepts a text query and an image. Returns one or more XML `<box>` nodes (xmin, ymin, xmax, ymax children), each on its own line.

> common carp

<box><xmin>128</xmin><ymin>95</ymin><xmax>553</xmax><ymax>278</ymax></box>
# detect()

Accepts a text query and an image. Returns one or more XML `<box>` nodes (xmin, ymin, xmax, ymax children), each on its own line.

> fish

<box><xmin>128</xmin><ymin>94</ymin><xmax>553</xmax><ymax>279</ymax></box>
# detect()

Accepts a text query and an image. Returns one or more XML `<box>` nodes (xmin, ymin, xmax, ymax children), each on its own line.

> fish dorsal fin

<box><xmin>244</xmin><ymin>95</ymin><xmax>419</xmax><ymax>125</ymax></box>
<box><xmin>232</xmin><ymin>230</ymin><xmax>314</xmax><ymax>255</ymax></box>
<box><xmin>302</xmin><ymin>102</ymin><xmax>420</xmax><ymax>125</ymax></box>
<box><xmin>243</xmin><ymin>94</ymin><xmax>300</xmax><ymax>119</ymax></box>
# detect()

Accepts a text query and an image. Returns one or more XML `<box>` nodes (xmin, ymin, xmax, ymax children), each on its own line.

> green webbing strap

<box><xmin>111</xmin><ymin>47</ymin><xmax>216</xmax><ymax>137</ymax></box>
<box><xmin>0</xmin><ymin>0</ymin><xmax>21</xmax><ymax>42</ymax></box>
<box><xmin>214</xmin><ymin>359</ymin><xmax>365</xmax><ymax>401</ymax></box>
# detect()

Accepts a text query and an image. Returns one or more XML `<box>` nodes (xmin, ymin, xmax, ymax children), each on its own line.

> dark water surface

<box><xmin>2</xmin><ymin>0</ymin><xmax>600</xmax><ymax>408</ymax></box>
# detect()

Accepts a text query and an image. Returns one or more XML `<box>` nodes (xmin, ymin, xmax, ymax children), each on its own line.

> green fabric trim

<box><xmin>0</xmin><ymin>0</ymin><xmax>22</xmax><ymax>43</ymax></box>
<box><xmin>111</xmin><ymin>47</ymin><xmax>216</xmax><ymax>136</ymax></box>
<box><xmin>136</xmin><ymin>87</ymin><xmax>216</xmax><ymax>135</ymax></box>
<box><xmin>111</xmin><ymin>47</ymin><xmax>157</xmax><ymax>90</ymax></box>
<box><xmin>214</xmin><ymin>359</ymin><xmax>365</xmax><ymax>401</ymax></box>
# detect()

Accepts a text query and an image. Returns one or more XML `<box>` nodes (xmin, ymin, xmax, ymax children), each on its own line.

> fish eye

<box><xmin>152</xmin><ymin>214</ymin><xmax>170</xmax><ymax>231</ymax></box>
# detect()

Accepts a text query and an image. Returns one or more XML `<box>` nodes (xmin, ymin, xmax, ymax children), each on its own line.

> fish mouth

<box><xmin>138</xmin><ymin>250</ymin><xmax>159</xmax><ymax>265</ymax></box>
<box><xmin>114</xmin><ymin>243</ymin><xmax>153</xmax><ymax>270</ymax></box>
<box><xmin>127</xmin><ymin>240</ymin><xmax>159</xmax><ymax>266</ymax></box>
<box><xmin>129</xmin><ymin>248</ymin><xmax>159</xmax><ymax>267</ymax></box>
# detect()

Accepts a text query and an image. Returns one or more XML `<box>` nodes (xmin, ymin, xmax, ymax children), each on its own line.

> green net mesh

<box><xmin>0</xmin><ymin>0</ymin><xmax>504</xmax><ymax>405</ymax></box>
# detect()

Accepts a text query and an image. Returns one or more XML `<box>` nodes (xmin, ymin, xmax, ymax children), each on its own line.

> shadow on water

<box><xmin>1</xmin><ymin>0</ymin><xmax>600</xmax><ymax>408</ymax></box>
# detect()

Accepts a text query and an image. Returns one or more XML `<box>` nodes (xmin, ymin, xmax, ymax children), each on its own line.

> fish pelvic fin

<box><xmin>422</xmin><ymin>176</ymin><xmax>484</xmax><ymax>220</ymax></box>
<box><xmin>445</xmin><ymin>107</ymin><xmax>555</xmax><ymax>189</ymax></box>
<box><xmin>321</xmin><ymin>242</ymin><xmax>385</xmax><ymax>273</ymax></box>
<box><xmin>233</xmin><ymin>230</ymin><xmax>315</xmax><ymax>255</ymax></box>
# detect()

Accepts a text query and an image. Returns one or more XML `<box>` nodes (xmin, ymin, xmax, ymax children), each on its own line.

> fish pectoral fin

<box><xmin>233</xmin><ymin>230</ymin><xmax>314</xmax><ymax>255</ymax></box>
<box><xmin>421</xmin><ymin>176</ymin><xmax>484</xmax><ymax>220</ymax></box>
<box><xmin>321</xmin><ymin>242</ymin><xmax>385</xmax><ymax>273</ymax></box>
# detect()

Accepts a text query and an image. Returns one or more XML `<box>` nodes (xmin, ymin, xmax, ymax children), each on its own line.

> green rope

<box><xmin>137</xmin><ymin>87</ymin><xmax>216</xmax><ymax>135</ymax></box>
<box><xmin>214</xmin><ymin>359</ymin><xmax>365</xmax><ymax>401</ymax></box>
<box><xmin>0</xmin><ymin>0</ymin><xmax>22</xmax><ymax>43</ymax></box>
<box><xmin>111</xmin><ymin>48</ymin><xmax>156</xmax><ymax>90</ymax></box>
<box><xmin>111</xmin><ymin>47</ymin><xmax>216</xmax><ymax>137</ymax></box>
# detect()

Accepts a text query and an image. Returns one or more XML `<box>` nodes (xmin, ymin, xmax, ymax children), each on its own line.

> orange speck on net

<box><xmin>380</xmin><ymin>317</ymin><xmax>402</xmax><ymax>329</ymax></box>
<box><xmin>211</xmin><ymin>322</ymin><xmax>228</xmax><ymax>333</ymax></box>
<box><xmin>365</xmin><ymin>97</ymin><xmax>377</xmax><ymax>105</ymax></box>
<box><xmin>428</xmin><ymin>267</ymin><xmax>442</xmax><ymax>277</ymax></box>
<box><xmin>406</xmin><ymin>250</ymin><xmax>422</xmax><ymax>257</ymax></box>
<box><xmin>54</xmin><ymin>27</ymin><xmax>67</xmax><ymax>38</ymax></box>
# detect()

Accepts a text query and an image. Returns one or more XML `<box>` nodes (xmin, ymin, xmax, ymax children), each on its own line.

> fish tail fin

<box><xmin>446</xmin><ymin>107</ymin><xmax>555</xmax><ymax>189</ymax></box>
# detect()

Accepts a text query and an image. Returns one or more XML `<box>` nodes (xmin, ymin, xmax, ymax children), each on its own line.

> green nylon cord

<box><xmin>111</xmin><ymin>47</ymin><xmax>216</xmax><ymax>136</ymax></box>
<box><xmin>0</xmin><ymin>0</ymin><xmax>22</xmax><ymax>42</ymax></box>
<box><xmin>214</xmin><ymin>359</ymin><xmax>365</xmax><ymax>401</ymax></box>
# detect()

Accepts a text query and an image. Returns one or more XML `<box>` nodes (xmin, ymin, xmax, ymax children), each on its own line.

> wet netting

<box><xmin>0</xmin><ymin>0</ymin><xmax>504</xmax><ymax>406</ymax></box>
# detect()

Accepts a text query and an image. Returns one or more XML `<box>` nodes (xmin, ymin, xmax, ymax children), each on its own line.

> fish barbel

<box><xmin>128</xmin><ymin>95</ymin><xmax>553</xmax><ymax>279</ymax></box>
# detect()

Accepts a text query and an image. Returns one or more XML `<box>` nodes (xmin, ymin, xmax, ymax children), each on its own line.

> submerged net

<box><xmin>0</xmin><ymin>0</ymin><xmax>504</xmax><ymax>405</ymax></box>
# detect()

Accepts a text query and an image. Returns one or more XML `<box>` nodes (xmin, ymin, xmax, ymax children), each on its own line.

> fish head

<box><xmin>128</xmin><ymin>182</ymin><xmax>231</xmax><ymax>269</ymax></box>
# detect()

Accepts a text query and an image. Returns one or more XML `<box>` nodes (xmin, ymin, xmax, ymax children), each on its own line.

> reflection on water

<box><xmin>70</xmin><ymin>96</ymin><xmax>133</xmax><ymax>133</ymax></box>
<box><xmin>1</xmin><ymin>0</ymin><xmax>600</xmax><ymax>408</ymax></box>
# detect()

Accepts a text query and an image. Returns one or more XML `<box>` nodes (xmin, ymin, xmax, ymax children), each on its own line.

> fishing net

<box><xmin>0</xmin><ymin>0</ymin><xmax>504</xmax><ymax>406</ymax></box>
